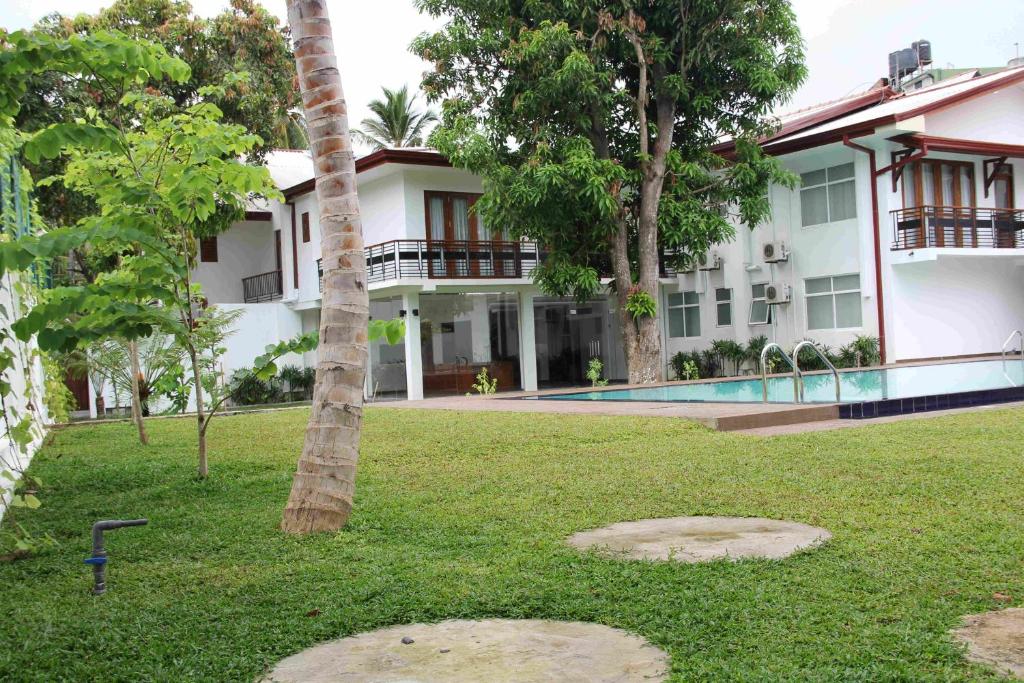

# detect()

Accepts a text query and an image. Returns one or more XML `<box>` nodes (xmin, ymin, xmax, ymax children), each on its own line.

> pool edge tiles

<box><xmin>838</xmin><ymin>384</ymin><xmax>1024</xmax><ymax>419</ymax></box>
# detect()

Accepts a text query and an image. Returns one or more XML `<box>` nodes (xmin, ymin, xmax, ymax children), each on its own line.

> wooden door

<box><xmin>424</xmin><ymin>191</ymin><xmax>484</xmax><ymax>276</ymax></box>
<box><xmin>992</xmin><ymin>163</ymin><xmax>1015</xmax><ymax>248</ymax></box>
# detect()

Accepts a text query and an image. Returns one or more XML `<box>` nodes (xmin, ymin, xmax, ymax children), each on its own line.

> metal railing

<box><xmin>760</xmin><ymin>343</ymin><xmax>801</xmax><ymax>403</ymax></box>
<box><xmin>892</xmin><ymin>206</ymin><xmax>1024</xmax><ymax>250</ymax></box>
<box><xmin>364</xmin><ymin>240</ymin><xmax>541</xmax><ymax>283</ymax></box>
<box><xmin>317</xmin><ymin>258</ymin><xmax>323</xmax><ymax>292</ymax></box>
<box><xmin>241</xmin><ymin>269</ymin><xmax>283</xmax><ymax>303</ymax></box>
<box><xmin>793</xmin><ymin>340</ymin><xmax>841</xmax><ymax>403</ymax></box>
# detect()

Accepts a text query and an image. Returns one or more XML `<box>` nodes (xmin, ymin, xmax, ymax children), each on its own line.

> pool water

<box><xmin>540</xmin><ymin>359</ymin><xmax>1024</xmax><ymax>404</ymax></box>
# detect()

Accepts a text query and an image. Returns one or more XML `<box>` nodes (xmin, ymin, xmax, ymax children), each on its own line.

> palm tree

<box><xmin>271</xmin><ymin>109</ymin><xmax>309</xmax><ymax>150</ymax></box>
<box><xmin>280</xmin><ymin>0</ymin><xmax>369</xmax><ymax>533</ymax></box>
<box><xmin>354</xmin><ymin>85</ymin><xmax>438</xmax><ymax>150</ymax></box>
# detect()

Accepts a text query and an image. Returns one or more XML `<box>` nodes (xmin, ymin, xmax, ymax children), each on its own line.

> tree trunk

<box><xmin>281</xmin><ymin>0</ymin><xmax>369</xmax><ymax>534</ymax></box>
<box><xmin>127</xmin><ymin>341</ymin><xmax>148</xmax><ymax>445</ymax></box>
<box><xmin>188</xmin><ymin>345</ymin><xmax>208</xmax><ymax>479</ymax></box>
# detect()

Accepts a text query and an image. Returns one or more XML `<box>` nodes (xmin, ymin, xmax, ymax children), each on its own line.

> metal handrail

<box><xmin>1001</xmin><ymin>329</ymin><xmax>1023</xmax><ymax>366</ymax></box>
<box><xmin>760</xmin><ymin>343</ymin><xmax>801</xmax><ymax>403</ymax></box>
<box><xmin>793</xmin><ymin>340</ymin><xmax>841</xmax><ymax>403</ymax></box>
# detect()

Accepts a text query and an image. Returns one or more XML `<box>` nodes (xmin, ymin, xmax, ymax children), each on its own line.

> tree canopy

<box><xmin>413</xmin><ymin>0</ymin><xmax>806</xmax><ymax>382</ymax></box>
<box><xmin>354</xmin><ymin>85</ymin><xmax>438</xmax><ymax>151</ymax></box>
<box><xmin>14</xmin><ymin>0</ymin><xmax>300</xmax><ymax>231</ymax></box>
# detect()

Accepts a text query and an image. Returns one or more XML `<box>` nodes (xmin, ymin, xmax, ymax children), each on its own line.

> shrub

<box><xmin>670</xmin><ymin>351</ymin><xmax>702</xmax><ymax>380</ymax></box>
<box><xmin>228</xmin><ymin>368</ymin><xmax>283</xmax><ymax>406</ymax></box>
<box><xmin>746</xmin><ymin>335</ymin><xmax>769</xmax><ymax>373</ymax></box>
<box><xmin>279</xmin><ymin>364</ymin><xmax>315</xmax><ymax>400</ymax></box>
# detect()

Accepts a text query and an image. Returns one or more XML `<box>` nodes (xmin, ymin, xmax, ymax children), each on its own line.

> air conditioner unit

<box><xmin>762</xmin><ymin>241</ymin><xmax>788</xmax><ymax>263</ymax></box>
<box><xmin>765</xmin><ymin>282</ymin><xmax>791</xmax><ymax>305</ymax></box>
<box><xmin>697</xmin><ymin>252</ymin><xmax>722</xmax><ymax>271</ymax></box>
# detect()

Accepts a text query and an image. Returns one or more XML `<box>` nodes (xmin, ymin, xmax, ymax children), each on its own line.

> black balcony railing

<box><xmin>892</xmin><ymin>206</ymin><xmax>1024</xmax><ymax>250</ymax></box>
<box><xmin>317</xmin><ymin>258</ymin><xmax>323</xmax><ymax>291</ymax></box>
<box><xmin>241</xmin><ymin>269</ymin><xmax>283</xmax><ymax>303</ymax></box>
<box><xmin>364</xmin><ymin>240</ymin><xmax>541</xmax><ymax>283</ymax></box>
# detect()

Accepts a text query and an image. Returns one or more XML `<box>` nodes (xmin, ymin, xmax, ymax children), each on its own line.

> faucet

<box><xmin>84</xmin><ymin>519</ymin><xmax>148</xmax><ymax>595</ymax></box>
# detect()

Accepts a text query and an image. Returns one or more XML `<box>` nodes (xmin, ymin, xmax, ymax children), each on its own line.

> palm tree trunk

<box><xmin>281</xmin><ymin>0</ymin><xmax>368</xmax><ymax>534</ymax></box>
<box><xmin>127</xmin><ymin>341</ymin><xmax>148</xmax><ymax>445</ymax></box>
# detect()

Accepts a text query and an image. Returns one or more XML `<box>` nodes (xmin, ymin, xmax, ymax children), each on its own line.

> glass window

<box><xmin>715</xmin><ymin>287</ymin><xmax>732</xmax><ymax>326</ymax></box>
<box><xmin>805</xmin><ymin>274</ymin><xmax>862</xmax><ymax>330</ymax></box>
<box><xmin>668</xmin><ymin>291</ymin><xmax>701</xmax><ymax>338</ymax></box>
<box><xmin>801</xmin><ymin>162</ymin><xmax>857</xmax><ymax>226</ymax></box>
<box><xmin>748</xmin><ymin>283</ymin><xmax>772</xmax><ymax>325</ymax></box>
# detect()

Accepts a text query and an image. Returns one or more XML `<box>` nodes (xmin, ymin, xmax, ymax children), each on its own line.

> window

<box><xmin>806</xmin><ymin>274</ymin><xmax>862</xmax><ymax>330</ymax></box>
<box><xmin>301</xmin><ymin>212</ymin><xmax>310</xmax><ymax>243</ymax></box>
<box><xmin>748</xmin><ymin>283</ymin><xmax>772</xmax><ymax>325</ymax></box>
<box><xmin>715</xmin><ymin>288</ymin><xmax>732</xmax><ymax>326</ymax></box>
<box><xmin>199</xmin><ymin>236</ymin><xmax>218</xmax><ymax>263</ymax></box>
<box><xmin>667</xmin><ymin>291</ymin><xmax>701</xmax><ymax>338</ymax></box>
<box><xmin>800</xmin><ymin>162</ymin><xmax>856</xmax><ymax>226</ymax></box>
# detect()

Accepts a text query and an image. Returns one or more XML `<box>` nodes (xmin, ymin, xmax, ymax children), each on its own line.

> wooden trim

<box><xmin>274</xmin><ymin>230</ymin><xmax>282</xmax><ymax>272</ymax></box>
<box><xmin>290</xmin><ymin>203</ymin><xmax>299</xmax><ymax>289</ymax></box>
<box><xmin>244</xmin><ymin>210</ymin><xmax>273</xmax><ymax>221</ymax></box>
<box><xmin>891</xmin><ymin>133</ymin><xmax>1024</xmax><ymax>158</ymax></box>
<box><xmin>199</xmin><ymin>235</ymin><xmax>218</xmax><ymax>263</ymax></box>
<box><xmin>282</xmin><ymin>149</ymin><xmax>451</xmax><ymax>199</ymax></box>
<box><xmin>301</xmin><ymin>212</ymin><xmax>311</xmax><ymax>243</ymax></box>
<box><xmin>984</xmin><ymin>156</ymin><xmax>1010</xmax><ymax>199</ymax></box>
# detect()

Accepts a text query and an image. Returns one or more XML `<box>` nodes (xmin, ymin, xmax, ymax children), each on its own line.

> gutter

<box><xmin>842</xmin><ymin>134</ymin><xmax>887</xmax><ymax>365</ymax></box>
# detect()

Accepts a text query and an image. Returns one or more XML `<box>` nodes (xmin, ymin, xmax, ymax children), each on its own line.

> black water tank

<box><xmin>913</xmin><ymin>40</ymin><xmax>932</xmax><ymax>66</ymax></box>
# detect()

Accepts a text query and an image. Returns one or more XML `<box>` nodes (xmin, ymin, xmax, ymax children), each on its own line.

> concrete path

<box><xmin>953</xmin><ymin>608</ymin><xmax>1024</xmax><ymax>679</ymax></box>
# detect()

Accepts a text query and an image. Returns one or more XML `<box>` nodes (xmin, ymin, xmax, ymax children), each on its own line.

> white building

<box><xmin>191</xmin><ymin>64</ymin><xmax>1024</xmax><ymax>400</ymax></box>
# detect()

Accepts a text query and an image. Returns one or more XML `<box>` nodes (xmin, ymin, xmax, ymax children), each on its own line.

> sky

<box><xmin>2</xmin><ymin>0</ymin><xmax>1023</xmax><ymax>146</ymax></box>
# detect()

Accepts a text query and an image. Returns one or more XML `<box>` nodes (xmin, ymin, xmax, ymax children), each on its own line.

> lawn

<box><xmin>2</xmin><ymin>406</ymin><xmax>1024</xmax><ymax>681</ymax></box>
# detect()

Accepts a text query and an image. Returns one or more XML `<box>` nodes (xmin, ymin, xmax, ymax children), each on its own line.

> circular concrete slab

<box><xmin>953</xmin><ymin>608</ymin><xmax>1024</xmax><ymax>678</ymax></box>
<box><xmin>262</xmin><ymin>619</ymin><xmax>669</xmax><ymax>682</ymax></box>
<box><xmin>567</xmin><ymin>516</ymin><xmax>831</xmax><ymax>563</ymax></box>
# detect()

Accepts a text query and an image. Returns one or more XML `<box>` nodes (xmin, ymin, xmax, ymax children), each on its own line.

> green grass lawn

<box><xmin>2</xmin><ymin>406</ymin><xmax>1024</xmax><ymax>681</ymax></box>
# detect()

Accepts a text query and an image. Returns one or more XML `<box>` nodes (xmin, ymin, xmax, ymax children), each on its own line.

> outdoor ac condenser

<box><xmin>762</xmin><ymin>241</ymin><xmax>788</xmax><ymax>263</ymax></box>
<box><xmin>765</xmin><ymin>282</ymin><xmax>791</xmax><ymax>304</ymax></box>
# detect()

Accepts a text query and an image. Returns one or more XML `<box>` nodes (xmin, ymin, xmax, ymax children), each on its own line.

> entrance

<box><xmin>534</xmin><ymin>298</ymin><xmax>624</xmax><ymax>387</ymax></box>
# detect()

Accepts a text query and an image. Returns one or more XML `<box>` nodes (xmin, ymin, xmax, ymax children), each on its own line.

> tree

<box><xmin>1</xmin><ymin>29</ymin><xmax>284</xmax><ymax>478</ymax></box>
<box><xmin>413</xmin><ymin>0</ymin><xmax>806</xmax><ymax>383</ymax></box>
<box><xmin>17</xmin><ymin>0</ymin><xmax>299</xmax><ymax>232</ymax></box>
<box><xmin>280</xmin><ymin>0</ymin><xmax>369</xmax><ymax>534</ymax></box>
<box><xmin>354</xmin><ymin>85</ymin><xmax>438</xmax><ymax>150</ymax></box>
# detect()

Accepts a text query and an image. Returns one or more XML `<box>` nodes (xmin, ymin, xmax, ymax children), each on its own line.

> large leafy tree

<box><xmin>414</xmin><ymin>0</ymin><xmax>806</xmax><ymax>383</ymax></box>
<box><xmin>17</xmin><ymin>0</ymin><xmax>301</xmax><ymax>233</ymax></box>
<box><xmin>354</xmin><ymin>85</ymin><xmax>438</xmax><ymax>150</ymax></box>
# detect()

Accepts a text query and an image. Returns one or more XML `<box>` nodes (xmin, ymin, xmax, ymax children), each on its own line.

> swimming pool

<box><xmin>538</xmin><ymin>358</ymin><xmax>1024</xmax><ymax>406</ymax></box>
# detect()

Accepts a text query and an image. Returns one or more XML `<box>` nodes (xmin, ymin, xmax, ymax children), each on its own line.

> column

<box><xmin>518</xmin><ymin>290</ymin><xmax>538</xmax><ymax>391</ymax></box>
<box><xmin>403</xmin><ymin>292</ymin><xmax>424</xmax><ymax>400</ymax></box>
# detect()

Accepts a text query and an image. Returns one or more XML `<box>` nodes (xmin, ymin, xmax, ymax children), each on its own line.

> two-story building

<box><xmin>193</xmin><ymin>62</ymin><xmax>1024</xmax><ymax>402</ymax></box>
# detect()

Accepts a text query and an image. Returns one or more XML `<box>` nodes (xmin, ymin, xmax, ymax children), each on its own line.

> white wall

<box><xmin>0</xmin><ymin>274</ymin><xmax>49</xmax><ymax>522</ymax></box>
<box><xmin>402</xmin><ymin>168</ymin><xmax>485</xmax><ymax>240</ymax></box>
<box><xmin>661</xmin><ymin>144</ymin><xmax>874</xmax><ymax>369</ymax></box>
<box><xmin>887</xmin><ymin>257</ymin><xmax>1024</xmax><ymax>360</ymax></box>
<box><xmin>192</xmin><ymin>220</ymin><xmax>277</xmax><ymax>304</ymax></box>
<box><xmin>925</xmin><ymin>85</ymin><xmax>1024</xmax><ymax>144</ymax></box>
<box><xmin>359</xmin><ymin>173</ymin><xmax>408</xmax><ymax>244</ymax></box>
<box><xmin>215</xmin><ymin>303</ymin><xmax>305</xmax><ymax>378</ymax></box>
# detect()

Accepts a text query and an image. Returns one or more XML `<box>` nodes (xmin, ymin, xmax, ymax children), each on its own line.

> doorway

<box><xmin>534</xmin><ymin>297</ymin><xmax>624</xmax><ymax>387</ymax></box>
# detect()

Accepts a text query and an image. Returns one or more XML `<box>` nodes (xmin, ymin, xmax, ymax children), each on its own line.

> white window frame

<box><xmin>715</xmin><ymin>287</ymin><xmax>733</xmax><ymax>327</ymax></box>
<box><xmin>805</xmin><ymin>274</ymin><xmax>862</xmax><ymax>330</ymax></box>
<box><xmin>800</xmin><ymin>163</ymin><xmax>856</xmax><ymax>227</ymax></box>
<box><xmin>748</xmin><ymin>283</ymin><xmax>772</xmax><ymax>326</ymax></box>
<box><xmin>667</xmin><ymin>290</ymin><xmax>701</xmax><ymax>338</ymax></box>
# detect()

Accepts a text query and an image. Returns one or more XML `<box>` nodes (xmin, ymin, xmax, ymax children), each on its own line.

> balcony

<box><xmin>892</xmin><ymin>206</ymin><xmax>1024</xmax><ymax>250</ymax></box>
<box><xmin>364</xmin><ymin>240</ymin><xmax>541</xmax><ymax>284</ymax></box>
<box><xmin>241</xmin><ymin>269</ymin><xmax>283</xmax><ymax>303</ymax></box>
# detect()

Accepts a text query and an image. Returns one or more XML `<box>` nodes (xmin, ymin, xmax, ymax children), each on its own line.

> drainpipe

<box><xmin>842</xmin><ymin>134</ymin><xmax>888</xmax><ymax>365</ymax></box>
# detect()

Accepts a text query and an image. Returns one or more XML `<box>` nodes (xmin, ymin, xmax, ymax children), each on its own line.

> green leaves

<box><xmin>252</xmin><ymin>332</ymin><xmax>319</xmax><ymax>381</ymax></box>
<box><xmin>368</xmin><ymin>318</ymin><xmax>406</xmax><ymax>346</ymax></box>
<box><xmin>23</xmin><ymin>123</ymin><xmax>123</xmax><ymax>163</ymax></box>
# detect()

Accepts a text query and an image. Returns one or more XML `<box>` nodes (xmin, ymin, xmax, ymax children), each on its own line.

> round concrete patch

<box><xmin>953</xmin><ymin>608</ymin><xmax>1024</xmax><ymax>678</ymax></box>
<box><xmin>567</xmin><ymin>516</ymin><xmax>831</xmax><ymax>563</ymax></box>
<box><xmin>262</xmin><ymin>619</ymin><xmax>669</xmax><ymax>682</ymax></box>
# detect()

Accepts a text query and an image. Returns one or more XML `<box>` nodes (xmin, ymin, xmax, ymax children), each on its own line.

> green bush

<box><xmin>228</xmin><ymin>369</ymin><xmax>284</xmax><ymax>406</ymax></box>
<box><xmin>278</xmin><ymin>364</ymin><xmax>315</xmax><ymax>400</ymax></box>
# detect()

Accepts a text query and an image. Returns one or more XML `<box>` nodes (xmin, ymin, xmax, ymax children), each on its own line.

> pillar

<box><xmin>403</xmin><ymin>292</ymin><xmax>424</xmax><ymax>400</ymax></box>
<box><xmin>518</xmin><ymin>290</ymin><xmax>538</xmax><ymax>391</ymax></box>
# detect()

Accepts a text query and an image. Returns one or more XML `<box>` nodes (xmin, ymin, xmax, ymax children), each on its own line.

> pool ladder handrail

<box><xmin>760</xmin><ymin>343</ymin><xmax>801</xmax><ymax>403</ymax></box>
<box><xmin>1001</xmin><ymin>330</ymin><xmax>1023</xmax><ymax>366</ymax></box>
<box><xmin>792</xmin><ymin>340</ymin><xmax>842</xmax><ymax>404</ymax></box>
